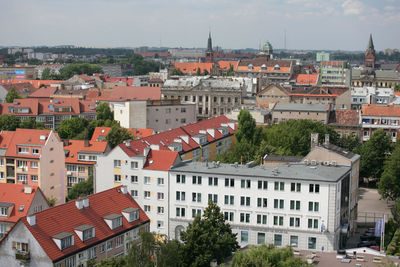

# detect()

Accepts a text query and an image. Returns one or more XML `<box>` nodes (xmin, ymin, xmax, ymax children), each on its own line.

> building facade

<box><xmin>272</xmin><ymin>103</ymin><xmax>331</xmax><ymax>124</ymax></box>
<box><xmin>319</xmin><ymin>61</ymin><xmax>350</xmax><ymax>86</ymax></box>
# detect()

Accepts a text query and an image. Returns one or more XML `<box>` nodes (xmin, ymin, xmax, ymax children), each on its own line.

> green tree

<box><xmin>5</xmin><ymin>87</ymin><xmax>22</xmax><ymax>103</ymax></box>
<box><xmin>66</xmin><ymin>175</ymin><xmax>94</xmax><ymax>202</ymax></box>
<box><xmin>125</xmin><ymin>231</ymin><xmax>157</xmax><ymax>267</ymax></box>
<box><xmin>196</xmin><ymin>67</ymin><xmax>202</xmax><ymax>76</ymax></box>
<box><xmin>59</xmin><ymin>63</ymin><xmax>103</xmax><ymax>79</ymax></box>
<box><xmin>41</xmin><ymin>68</ymin><xmax>52</xmax><ymax>80</ymax></box>
<box><xmin>171</xmin><ymin>68</ymin><xmax>184</xmax><ymax>76</ymax></box>
<box><xmin>97</xmin><ymin>256</ymin><xmax>127</xmax><ymax>267</ymax></box>
<box><xmin>235</xmin><ymin>109</ymin><xmax>262</xmax><ymax>145</ymax></box>
<box><xmin>0</xmin><ymin>115</ymin><xmax>21</xmax><ymax>131</ymax></box>
<box><xmin>180</xmin><ymin>201</ymin><xmax>239</xmax><ymax>266</ymax></box>
<box><xmin>231</xmin><ymin>244</ymin><xmax>309</xmax><ymax>267</ymax></box>
<box><xmin>156</xmin><ymin>239</ymin><xmax>184</xmax><ymax>267</ymax></box>
<box><xmin>96</xmin><ymin>102</ymin><xmax>113</xmax><ymax>121</ymax></box>
<box><xmin>203</xmin><ymin>69</ymin><xmax>209</xmax><ymax>75</ymax></box>
<box><xmin>378</xmin><ymin>145</ymin><xmax>400</xmax><ymax>200</ymax></box>
<box><xmin>226</xmin><ymin>64</ymin><xmax>235</xmax><ymax>76</ymax></box>
<box><xmin>47</xmin><ymin>196</ymin><xmax>57</xmax><ymax>207</ymax></box>
<box><xmin>19</xmin><ymin>118</ymin><xmax>45</xmax><ymax>129</ymax></box>
<box><xmin>106</xmin><ymin>125</ymin><xmax>134</xmax><ymax>148</ymax></box>
<box><xmin>391</xmin><ymin>198</ymin><xmax>400</xmax><ymax>225</ymax></box>
<box><xmin>337</xmin><ymin>135</ymin><xmax>361</xmax><ymax>152</ymax></box>
<box><xmin>357</xmin><ymin>129</ymin><xmax>393</xmax><ymax>179</ymax></box>
<box><xmin>56</xmin><ymin>117</ymin><xmax>89</xmax><ymax>139</ymax></box>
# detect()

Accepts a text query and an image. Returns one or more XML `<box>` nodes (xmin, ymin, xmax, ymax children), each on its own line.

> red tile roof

<box><xmin>64</xmin><ymin>140</ymin><xmax>108</xmax><ymax>164</ymax></box>
<box><xmin>28</xmin><ymin>86</ymin><xmax>58</xmax><ymax>98</ymax></box>
<box><xmin>0</xmin><ymin>184</ymin><xmax>43</xmax><ymax>223</ymax></box>
<box><xmin>173</xmin><ymin>62</ymin><xmax>214</xmax><ymax>74</ymax></box>
<box><xmin>294</xmin><ymin>74</ymin><xmax>319</xmax><ymax>85</ymax></box>
<box><xmin>361</xmin><ymin>104</ymin><xmax>400</xmax><ymax>117</ymax></box>
<box><xmin>0</xmin><ymin>80</ymin><xmax>63</xmax><ymax>89</ymax></box>
<box><xmin>218</xmin><ymin>60</ymin><xmax>239</xmax><ymax>70</ymax></box>
<box><xmin>143</xmin><ymin>150</ymin><xmax>179</xmax><ymax>171</ymax></box>
<box><xmin>330</xmin><ymin>110</ymin><xmax>360</xmax><ymax>126</ymax></box>
<box><xmin>20</xmin><ymin>186</ymin><xmax>149</xmax><ymax>261</ymax></box>
<box><xmin>90</xmin><ymin>127</ymin><xmax>154</xmax><ymax>142</ymax></box>
<box><xmin>85</xmin><ymin>86</ymin><xmax>161</xmax><ymax>102</ymax></box>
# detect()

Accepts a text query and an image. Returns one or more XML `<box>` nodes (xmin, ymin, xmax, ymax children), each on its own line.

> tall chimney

<box><xmin>311</xmin><ymin>133</ymin><xmax>319</xmax><ymax>149</ymax></box>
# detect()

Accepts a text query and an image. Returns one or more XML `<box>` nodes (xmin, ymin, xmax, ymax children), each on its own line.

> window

<box><xmin>157</xmin><ymin>206</ymin><xmax>164</xmax><ymax>214</ymax></box>
<box><xmin>240</xmin><ymin>213</ymin><xmax>250</xmax><ymax>223</ymax></box>
<box><xmin>131</xmin><ymin>190</ymin><xmax>138</xmax><ymax>197</ymax></box>
<box><xmin>208</xmin><ymin>194</ymin><xmax>218</xmax><ymax>204</ymax></box>
<box><xmin>17</xmin><ymin>160</ymin><xmax>27</xmax><ymax>168</ymax></box>
<box><xmin>31</xmin><ymin>175</ymin><xmax>38</xmax><ymax>181</ymax></box>
<box><xmin>114</xmin><ymin>175</ymin><xmax>121</xmax><ymax>182</ymax></box>
<box><xmin>131</xmin><ymin>161</ymin><xmax>138</xmax><ymax>169</ymax></box>
<box><xmin>240</xmin><ymin>196</ymin><xmax>250</xmax><ymax>206</ymax></box>
<box><xmin>308</xmin><ymin>237</ymin><xmax>317</xmax><ymax>249</ymax></box>
<box><xmin>31</xmin><ymin>161</ymin><xmax>38</xmax><ymax>168</ymax></box>
<box><xmin>176</xmin><ymin>207</ymin><xmax>186</xmax><ymax>217</ymax></box>
<box><xmin>144</xmin><ymin>176</ymin><xmax>151</xmax><ymax>184</ymax></box>
<box><xmin>65</xmin><ymin>256</ymin><xmax>76</xmax><ymax>267</ymax></box>
<box><xmin>176</xmin><ymin>174</ymin><xmax>186</xmax><ymax>184</ymax></box>
<box><xmin>192</xmin><ymin>192</ymin><xmax>202</xmax><ymax>203</ymax></box>
<box><xmin>114</xmin><ymin>160</ymin><xmax>121</xmax><ymax>168</ymax></box>
<box><xmin>0</xmin><ymin>207</ymin><xmax>7</xmax><ymax>216</ymax></box>
<box><xmin>225</xmin><ymin>178</ymin><xmax>235</xmax><ymax>187</ymax></box>
<box><xmin>144</xmin><ymin>191</ymin><xmax>151</xmax><ymax>199</ymax></box>
<box><xmin>176</xmin><ymin>191</ymin><xmax>186</xmax><ymax>201</ymax></box>
<box><xmin>131</xmin><ymin>176</ymin><xmax>138</xmax><ymax>183</ymax></box>
<box><xmin>100</xmin><ymin>244</ymin><xmax>105</xmax><ymax>254</ymax></box>
<box><xmin>181</xmin><ymin>107</ymin><xmax>186</xmax><ymax>113</ymax></box>
<box><xmin>32</xmin><ymin>148</ymin><xmax>39</xmax><ymax>155</ymax></box>
<box><xmin>258</xmin><ymin>180</ymin><xmax>268</xmax><ymax>190</ymax></box>
<box><xmin>61</xmin><ymin>235</ymin><xmax>73</xmax><ymax>250</ymax></box>
<box><xmin>309</xmin><ymin>184</ymin><xmax>320</xmax><ymax>193</ymax></box>
<box><xmin>308</xmin><ymin>202</ymin><xmax>319</xmax><ymax>212</ymax></box>
<box><xmin>224</xmin><ymin>195</ymin><xmax>234</xmax><ymax>205</ymax></box>
<box><xmin>157</xmin><ymin>192</ymin><xmax>164</xmax><ymax>200</ymax></box>
<box><xmin>157</xmin><ymin>177</ymin><xmax>164</xmax><ymax>185</ymax></box>
<box><xmin>291</xmin><ymin>183</ymin><xmax>301</xmax><ymax>192</ymax></box>
<box><xmin>78</xmin><ymin>166</ymin><xmax>85</xmax><ymax>172</ymax></box>
<box><xmin>274</xmin><ymin>181</ymin><xmax>284</xmax><ymax>191</ymax></box>
<box><xmin>0</xmin><ymin>159</ymin><xmax>3</xmax><ymax>166</ymax></box>
<box><xmin>112</xmin><ymin>216</ymin><xmax>123</xmax><ymax>229</ymax></box>
<box><xmin>290</xmin><ymin>236</ymin><xmax>299</xmax><ymax>247</ymax></box>
<box><xmin>17</xmin><ymin>174</ymin><xmax>27</xmax><ymax>183</ymax></box>
<box><xmin>241</xmin><ymin>179</ymin><xmax>251</xmax><ymax>188</ymax></box>
<box><xmin>256</xmin><ymin>214</ymin><xmax>267</xmax><ymax>224</ymax></box>
<box><xmin>241</xmin><ymin>231</ymin><xmax>248</xmax><ymax>243</ymax></box>
<box><xmin>83</xmin><ymin>228</ymin><xmax>94</xmax><ymax>241</ymax></box>
<box><xmin>208</xmin><ymin>177</ymin><xmax>218</xmax><ymax>186</ymax></box>
<box><xmin>192</xmin><ymin>175</ymin><xmax>202</xmax><ymax>184</ymax></box>
<box><xmin>157</xmin><ymin>220</ymin><xmax>164</xmax><ymax>228</ymax></box>
<box><xmin>224</xmin><ymin>211</ymin><xmax>234</xmax><ymax>222</ymax></box>
<box><xmin>107</xmin><ymin>240</ymin><xmax>113</xmax><ymax>251</ymax></box>
<box><xmin>88</xmin><ymin>246</ymin><xmax>96</xmax><ymax>259</ymax></box>
<box><xmin>308</xmin><ymin>219</ymin><xmax>319</xmax><ymax>229</ymax></box>
<box><xmin>88</xmin><ymin>155</ymin><xmax>97</xmax><ymax>161</ymax></box>
<box><xmin>18</xmin><ymin>147</ymin><xmax>29</xmax><ymax>154</ymax></box>
<box><xmin>273</xmin><ymin>216</ymin><xmax>284</xmax><ymax>226</ymax></box>
<box><xmin>289</xmin><ymin>217</ymin><xmax>300</xmax><ymax>227</ymax></box>
<box><xmin>144</xmin><ymin>205</ymin><xmax>150</xmax><ymax>212</ymax></box>
<box><xmin>192</xmin><ymin>209</ymin><xmax>201</xmax><ymax>218</ymax></box>
<box><xmin>274</xmin><ymin>234</ymin><xmax>282</xmax><ymax>246</ymax></box>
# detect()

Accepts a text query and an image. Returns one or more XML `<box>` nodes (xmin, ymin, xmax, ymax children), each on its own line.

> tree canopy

<box><xmin>106</xmin><ymin>125</ymin><xmax>134</xmax><ymax>148</ymax></box>
<box><xmin>58</xmin><ymin>63</ymin><xmax>103</xmax><ymax>79</ymax></box>
<box><xmin>96</xmin><ymin>102</ymin><xmax>113</xmax><ymax>121</ymax></box>
<box><xmin>56</xmin><ymin>117</ymin><xmax>89</xmax><ymax>139</ymax></box>
<box><xmin>378</xmin><ymin>144</ymin><xmax>400</xmax><ymax>200</ymax></box>
<box><xmin>66</xmin><ymin>175</ymin><xmax>94</xmax><ymax>202</ymax></box>
<box><xmin>0</xmin><ymin>115</ymin><xmax>21</xmax><ymax>131</ymax></box>
<box><xmin>5</xmin><ymin>87</ymin><xmax>22</xmax><ymax>103</ymax></box>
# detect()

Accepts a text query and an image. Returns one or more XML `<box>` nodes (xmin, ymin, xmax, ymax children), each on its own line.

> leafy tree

<box><xmin>336</xmin><ymin>135</ymin><xmax>361</xmax><ymax>152</ymax></box>
<box><xmin>106</xmin><ymin>125</ymin><xmax>134</xmax><ymax>148</ymax></box>
<box><xmin>231</xmin><ymin>244</ymin><xmax>309</xmax><ymax>267</ymax></box>
<box><xmin>41</xmin><ymin>68</ymin><xmax>52</xmax><ymax>80</ymax></box>
<box><xmin>356</xmin><ymin>129</ymin><xmax>393</xmax><ymax>179</ymax></box>
<box><xmin>59</xmin><ymin>63</ymin><xmax>103</xmax><ymax>79</ymax></box>
<box><xmin>378</xmin><ymin>145</ymin><xmax>400</xmax><ymax>200</ymax></box>
<box><xmin>156</xmin><ymin>239</ymin><xmax>184</xmax><ymax>267</ymax></box>
<box><xmin>391</xmin><ymin>198</ymin><xmax>400</xmax><ymax>225</ymax></box>
<box><xmin>235</xmin><ymin>109</ymin><xmax>262</xmax><ymax>145</ymax></box>
<box><xmin>196</xmin><ymin>67</ymin><xmax>202</xmax><ymax>76</ymax></box>
<box><xmin>96</xmin><ymin>102</ymin><xmax>113</xmax><ymax>121</ymax></box>
<box><xmin>19</xmin><ymin>118</ymin><xmax>45</xmax><ymax>129</ymax></box>
<box><xmin>226</xmin><ymin>64</ymin><xmax>235</xmax><ymax>76</ymax></box>
<box><xmin>203</xmin><ymin>69</ymin><xmax>209</xmax><ymax>75</ymax></box>
<box><xmin>180</xmin><ymin>201</ymin><xmax>239</xmax><ymax>266</ymax></box>
<box><xmin>171</xmin><ymin>68</ymin><xmax>184</xmax><ymax>76</ymax></box>
<box><xmin>97</xmin><ymin>256</ymin><xmax>127</xmax><ymax>267</ymax></box>
<box><xmin>125</xmin><ymin>231</ymin><xmax>157</xmax><ymax>267</ymax></box>
<box><xmin>66</xmin><ymin>175</ymin><xmax>94</xmax><ymax>202</ymax></box>
<box><xmin>0</xmin><ymin>115</ymin><xmax>21</xmax><ymax>131</ymax></box>
<box><xmin>5</xmin><ymin>87</ymin><xmax>22</xmax><ymax>103</ymax></box>
<box><xmin>386</xmin><ymin>228</ymin><xmax>400</xmax><ymax>256</ymax></box>
<box><xmin>47</xmin><ymin>196</ymin><xmax>57</xmax><ymax>207</ymax></box>
<box><xmin>56</xmin><ymin>117</ymin><xmax>89</xmax><ymax>139</ymax></box>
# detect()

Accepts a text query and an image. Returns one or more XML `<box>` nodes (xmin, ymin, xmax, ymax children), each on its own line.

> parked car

<box><xmin>360</xmin><ymin>233</ymin><xmax>376</xmax><ymax>241</ymax></box>
<box><xmin>357</xmin><ymin>240</ymin><xmax>377</xmax><ymax>247</ymax></box>
<box><xmin>369</xmin><ymin>246</ymin><xmax>380</xmax><ymax>251</ymax></box>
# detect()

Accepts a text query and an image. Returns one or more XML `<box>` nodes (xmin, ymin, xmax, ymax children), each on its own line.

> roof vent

<box><xmin>27</xmin><ymin>215</ymin><xmax>36</xmax><ymax>226</ymax></box>
<box><xmin>82</xmin><ymin>198</ymin><xmax>89</xmax><ymax>208</ymax></box>
<box><xmin>121</xmin><ymin>186</ymin><xmax>128</xmax><ymax>194</ymax></box>
<box><xmin>40</xmin><ymin>135</ymin><xmax>47</xmax><ymax>141</ymax></box>
<box><xmin>75</xmin><ymin>199</ymin><xmax>84</xmax><ymax>210</ymax></box>
<box><xmin>19</xmin><ymin>205</ymin><xmax>25</xmax><ymax>212</ymax></box>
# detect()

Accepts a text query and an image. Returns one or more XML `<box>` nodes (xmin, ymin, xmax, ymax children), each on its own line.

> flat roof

<box><xmin>171</xmin><ymin>161</ymin><xmax>350</xmax><ymax>183</ymax></box>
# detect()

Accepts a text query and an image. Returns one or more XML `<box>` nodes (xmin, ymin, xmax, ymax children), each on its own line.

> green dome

<box><xmin>262</xmin><ymin>42</ymin><xmax>273</xmax><ymax>53</ymax></box>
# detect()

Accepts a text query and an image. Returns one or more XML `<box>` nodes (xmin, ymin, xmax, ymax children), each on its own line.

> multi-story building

<box><xmin>351</xmin><ymin>69</ymin><xmax>400</xmax><ymax>88</ymax></box>
<box><xmin>100</xmin><ymin>64</ymin><xmax>122</xmax><ymax>77</ymax></box>
<box><xmin>161</xmin><ymin>77</ymin><xmax>247</xmax><ymax>120</ymax></box>
<box><xmin>35</xmin><ymin>64</ymin><xmax>64</xmax><ymax>79</ymax></box>
<box><xmin>319</xmin><ymin>61</ymin><xmax>351</xmax><ymax>86</ymax></box>
<box><xmin>113</xmin><ymin>99</ymin><xmax>196</xmax><ymax>133</ymax></box>
<box><xmin>0</xmin><ymin>129</ymin><xmax>65</xmax><ymax>204</ymax></box>
<box><xmin>328</xmin><ymin>110</ymin><xmax>361</xmax><ymax>138</ymax></box>
<box><xmin>0</xmin><ymin>184</ymin><xmax>49</xmax><ymax>239</ymax></box>
<box><xmin>0</xmin><ymin>186</ymin><xmax>150</xmax><ymax>267</ymax></box>
<box><xmin>271</xmin><ymin>103</ymin><xmax>331</xmax><ymax>124</ymax></box>
<box><xmin>95</xmin><ymin>145</ymin><xmax>180</xmax><ymax>235</ymax></box>
<box><xmin>169</xmin><ymin>160</ymin><xmax>353</xmax><ymax>252</ymax></box>
<box><xmin>64</xmin><ymin>140</ymin><xmax>110</xmax><ymax>195</ymax></box>
<box><xmin>0</xmin><ymin>98</ymin><xmax>97</xmax><ymax>129</ymax></box>
<box><xmin>351</xmin><ymin>87</ymin><xmax>395</xmax><ymax>110</ymax></box>
<box><xmin>360</xmin><ymin>104</ymin><xmax>400</xmax><ymax>142</ymax></box>
<box><xmin>91</xmin><ymin>127</ymin><xmax>154</xmax><ymax>142</ymax></box>
<box><xmin>0</xmin><ymin>66</ymin><xmax>36</xmax><ymax>80</ymax></box>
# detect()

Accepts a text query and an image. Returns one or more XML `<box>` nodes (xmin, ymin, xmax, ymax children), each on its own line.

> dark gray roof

<box><xmin>320</xmin><ymin>143</ymin><xmax>359</xmax><ymax>161</ymax></box>
<box><xmin>264</xmin><ymin>155</ymin><xmax>303</xmax><ymax>162</ymax></box>
<box><xmin>171</xmin><ymin>161</ymin><xmax>350</xmax><ymax>183</ymax></box>
<box><xmin>121</xmin><ymin>207</ymin><xmax>138</xmax><ymax>213</ymax></box>
<box><xmin>103</xmin><ymin>213</ymin><xmax>122</xmax><ymax>220</ymax></box>
<box><xmin>73</xmin><ymin>224</ymin><xmax>93</xmax><ymax>231</ymax></box>
<box><xmin>274</xmin><ymin>102</ymin><xmax>329</xmax><ymax>112</ymax></box>
<box><xmin>52</xmin><ymin>232</ymin><xmax>73</xmax><ymax>240</ymax></box>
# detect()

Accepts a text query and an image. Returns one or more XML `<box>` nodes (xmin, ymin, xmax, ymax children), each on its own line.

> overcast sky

<box><xmin>1</xmin><ymin>0</ymin><xmax>399</xmax><ymax>51</ymax></box>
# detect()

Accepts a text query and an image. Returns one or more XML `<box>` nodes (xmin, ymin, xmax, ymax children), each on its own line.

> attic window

<box><xmin>121</xmin><ymin>207</ymin><xmax>139</xmax><ymax>222</ymax></box>
<box><xmin>74</xmin><ymin>224</ymin><xmax>95</xmax><ymax>242</ymax></box>
<box><xmin>19</xmin><ymin>205</ymin><xmax>24</xmax><ymax>212</ymax></box>
<box><xmin>103</xmin><ymin>213</ymin><xmax>123</xmax><ymax>230</ymax></box>
<box><xmin>52</xmin><ymin>232</ymin><xmax>74</xmax><ymax>250</ymax></box>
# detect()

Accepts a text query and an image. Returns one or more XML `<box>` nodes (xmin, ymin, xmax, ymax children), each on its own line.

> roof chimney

<box><xmin>324</xmin><ymin>134</ymin><xmax>330</xmax><ymax>146</ymax></box>
<box><xmin>82</xmin><ymin>198</ymin><xmax>89</xmax><ymax>208</ymax></box>
<box><xmin>84</xmin><ymin>139</ymin><xmax>90</xmax><ymax>147</ymax></box>
<box><xmin>24</xmin><ymin>186</ymin><xmax>33</xmax><ymax>194</ymax></box>
<box><xmin>311</xmin><ymin>133</ymin><xmax>319</xmax><ymax>149</ymax></box>
<box><xmin>121</xmin><ymin>186</ymin><xmax>128</xmax><ymax>194</ymax></box>
<box><xmin>27</xmin><ymin>215</ymin><xmax>36</xmax><ymax>226</ymax></box>
<box><xmin>75</xmin><ymin>199</ymin><xmax>83</xmax><ymax>210</ymax></box>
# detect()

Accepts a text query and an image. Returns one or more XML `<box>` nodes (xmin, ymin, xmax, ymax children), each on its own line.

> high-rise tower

<box><xmin>205</xmin><ymin>32</ymin><xmax>214</xmax><ymax>63</ymax></box>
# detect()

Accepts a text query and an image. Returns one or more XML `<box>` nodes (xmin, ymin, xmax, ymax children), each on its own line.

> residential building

<box><xmin>0</xmin><ymin>129</ymin><xmax>65</xmax><ymax>204</ymax></box>
<box><xmin>113</xmin><ymin>99</ymin><xmax>196</xmax><ymax>133</ymax></box>
<box><xmin>272</xmin><ymin>103</ymin><xmax>331</xmax><ymax>124</ymax></box>
<box><xmin>316</xmin><ymin>52</ymin><xmax>330</xmax><ymax>62</ymax></box>
<box><xmin>351</xmin><ymin>87</ymin><xmax>395</xmax><ymax>110</ymax></box>
<box><xmin>95</xmin><ymin>145</ymin><xmax>180</xmax><ymax>235</ymax></box>
<box><xmin>0</xmin><ymin>66</ymin><xmax>36</xmax><ymax>80</ymax></box>
<box><xmin>172</xmin><ymin>62</ymin><xmax>215</xmax><ymax>75</ymax></box>
<box><xmin>0</xmin><ymin>82</ymin><xmax>37</xmax><ymax>99</ymax></box>
<box><xmin>328</xmin><ymin>110</ymin><xmax>361</xmax><ymax>137</ymax></box>
<box><xmin>161</xmin><ymin>76</ymin><xmax>246</xmax><ymax>120</ymax></box>
<box><xmin>169</xmin><ymin>160</ymin><xmax>353</xmax><ymax>252</ymax></box>
<box><xmin>0</xmin><ymin>186</ymin><xmax>150</xmax><ymax>267</ymax></box>
<box><xmin>0</xmin><ymin>184</ymin><xmax>49</xmax><ymax>239</ymax></box>
<box><xmin>360</xmin><ymin>104</ymin><xmax>400</xmax><ymax>142</ymax></box>
<box><xmin>35</xmin><ymin>64</ymin><xmax>64</xmax><ymax>79</ymax></box>
<box><xmin>291</xmin><ymin>74</ymin><xmax>319</xmax><ymax>86</ymax></box>
<box><xmin>100</xmin><ymin>64</ymin><xmax>122</xmax><ymax>77</ymax></box>
<box><xmin>0</xmin><ymin>98</ymin><xmax>97</xmax><ymax>129</ymax></box>
<box><xmin>304</xmin><ymin>133</ymin><xmax>360</xmax><ymax>236</ymax></box>
<box><xmin>319</xmin><ymin>61</ymin><xmax>351</xmax><ymax>86</ymax></box>
<box><xmin>351</xmin><ymin>69</ymin><xmax>400</xmax><ymax>88</ymax></box>
<box><xmin>91</xmin><ymin>127</ymin><xmax>154</xmax><ymax>142</ymax></box>
<box><xmin>64</xmin><ymin>140</ymin><xmax>110</xmax><ymax>195</ymax></box>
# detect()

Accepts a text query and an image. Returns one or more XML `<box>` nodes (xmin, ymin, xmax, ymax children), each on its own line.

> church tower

<box><xmin>365</xmin><ymin>34</ymin><xmax>376</xmax><ymax>69</ymax></box>
<box><xmin>205</xmin><ymin>32</ymin><xmax>214</xmax><ymax>63</ymax></box>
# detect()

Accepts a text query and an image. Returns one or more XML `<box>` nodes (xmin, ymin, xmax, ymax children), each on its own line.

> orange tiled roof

<box><xmin>362</xmin><ymin>104</ymin><xmax>400</xmax><ymax>117</ymax></box>
<box><xmin>64</xmin><ymin>140</ymin><xmax>108</xmax><ymax>164</ymax></box>
<box><xmin>85</xmin><ymin>86</ymin><xmax>161</xmax><ymax>102</ymax></box>
<box><xmin>330</xmin><ymin>110</ymin><xmax>360</xmax><ymax>126</ymax></box>
<box><xmin>173</xmin><ymin>62</ymin><xmax>214</xmax><ymax>74</ymax></box>
<box><xmin>28</xmin><ymin>86</ymin><xmax>58</xmax><ymax>98</ymax></box>
<box><xmin>295</xmin><ymin>74</ymin><xmax>319</xmax><ymax>85</ymax></box>
<box><xmin>218</xmin><ymin>60</ymin><xmax>239</xmax><ymax>70</ymax></box>
<box><xmin>20</xmin><ymin>186</ymin><xmax>149</xmax><ymax>261</ymax></box>
<box><xmin>0</xmin><ymin>80</ymin><xmax>63</xmax><ymax>89</ymax></box>
<box><xmin>143</xmin><ymin>149</ymin><xmax>179</xmax><ymax>171</ymax></box>
<box><xmin>236</xmin><ymin>66</ymin><xmax>291</xmax><ymax>72</ymax></box>
<box><xmin>90</xmin><ymin>127</ymin><xmax>154</xmax><ymax>142</ymax></box>
<box><xmin>0</xmin><ymin>184</ymin><xmax>42</xmax><ymax>223</ymax></box>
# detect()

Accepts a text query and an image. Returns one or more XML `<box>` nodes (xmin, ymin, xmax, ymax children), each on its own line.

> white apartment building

<box><xmin>169</xmin><ymin>161</ymin><xmax>352</xmax><ymax>252</ymax></box>
<box><xmin>95</xmin><ymin>143</ymin><xmax>180</xmax><ymax>236</ymax></box>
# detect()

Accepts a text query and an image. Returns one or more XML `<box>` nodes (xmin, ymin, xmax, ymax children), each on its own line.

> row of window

<box><xmin>241</xmin><ymin>231</ymin><xmax>318</xmax><ymax>250</ymax></box>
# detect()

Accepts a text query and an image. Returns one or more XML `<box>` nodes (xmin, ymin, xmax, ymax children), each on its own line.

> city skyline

<box><xmin>1</xmin><ymin>0</ymin><xmax>399</xmax><ymax>51</ymax></box>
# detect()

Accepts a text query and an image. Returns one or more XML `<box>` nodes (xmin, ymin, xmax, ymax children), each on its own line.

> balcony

<box><xmin>15</xmin><ymin>251</ymin><xmax>30</xmax><ymax>262</ymax></box>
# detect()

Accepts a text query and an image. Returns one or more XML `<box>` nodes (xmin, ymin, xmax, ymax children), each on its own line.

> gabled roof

<box><xmin>64</xmin><ymin>140</ymin><xmax>108</xmax><ymax>164</ymax></box>
<box><xmin>257</xmin><ymin>84</ymin><xmax>289</xmax><ymax>96</ymax></box>
<box><xmin>293</xmin><ymin>74</ymin><xmax>319</xmax><ymax>85</ymax></box>
<box><xmin>361</xmin><ymin>104</ymin><xmax>400</xmax><ymax>117</ymax></box>
<box><xmin>0</xmin><ymin>80</ymin><xmax>63</xmax><ymax>89</ymax></box>
<box><xmin>173</xmin><ymin>62</ymin><xmax>214</xmax><ymax>74</ymax></box>
<box><xmin>0</xmin><ymin>184</ymin><xmax>43</xmax><ymax>223</ymax></box>
<box><xmin>19</xmin><ymin>186</ymin><xmax>149</xmax><ymax>262</ymax></box>
<box><xmin>329</xmin><ymin>110</ymin><xmax>360</xmax><ymax>126</ymax></box>
<box><xmin>28</xmin><ymin>86</ymin><xmax>58</xmax><ymax>98</ymax></box>
<box><xmin>90</xmin><ymin>127</ymin><xmax>154</xmax><ymax>142</ymax></box>
<box><xmin>218</xmin><ymin>60</ymin><xmax>239</xmax><ymax>70</ymax></box>
<box><xmin>143</xmin><ymin>150</ymin><xmax>179</xmax><ymax>171</ymax></box>
<box><xmin>0</xmin><ymin>83</ymin><xmax>37</xmax><ymax>97</ymax></box>
<box><xmin>85</xmin><ymin>86</ymin><xmax>161</xmax><ymax>102</ymax></box>
<box><xmin>0</xmin><ymin>98</ymin><xmax>40</xmax><ymax>116</ymax></box>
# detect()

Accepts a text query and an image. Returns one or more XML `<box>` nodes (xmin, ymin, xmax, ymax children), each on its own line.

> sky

<box><xmin>1</xmin><ymin>0</ymin><xmax>399</xmax><ymax>51</ymax></box>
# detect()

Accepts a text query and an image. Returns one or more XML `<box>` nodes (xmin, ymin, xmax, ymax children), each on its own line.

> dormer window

<box><xmin>52</xmin><ymin>232</ymin><xmax>74</xmax><ymax>250</ymax></box>
<box><xmin>18</xmin><ymin>147</ymin><xmax>29</xmax><ymax>154</ymax></box>
<box><xmin>248</xmin><ymin>64</ymin><xmax>253</xmax><ymax>70</ymax></box>
<box><xmin>74</xmin><ymin>224</ymin><xmax>95</xmax><ymax>242</ymax></box>
<box><xmin>0</xmin><ymin>207</ymin><xmax>8</xmax><ymax>216</ymax></box>
<box><xmin>103</xmin><ymin>214</ymin><xmax>123</xmax><ymax>230</ymax></box>
<box><xmin>121</xmin><ymin>207</ymin><xmax>139</xmax><ymax>222</ymax></box>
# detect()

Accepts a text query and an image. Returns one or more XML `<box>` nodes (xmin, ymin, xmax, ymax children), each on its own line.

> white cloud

<box><xmin>342</xmin><ymin>0</ymin><xmax>364</xmax><ymax>15</ymax></box>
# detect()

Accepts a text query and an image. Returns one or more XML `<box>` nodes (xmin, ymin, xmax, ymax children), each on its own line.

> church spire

<box><xmin>207</xmin><ymin>31</ymin><xmax>213</xmax><ymax>52</ymax></box>
<box><xmin>368</xmin><ymin>34</ymin><xmax>374</xmax><ymax>51</ymax></box>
